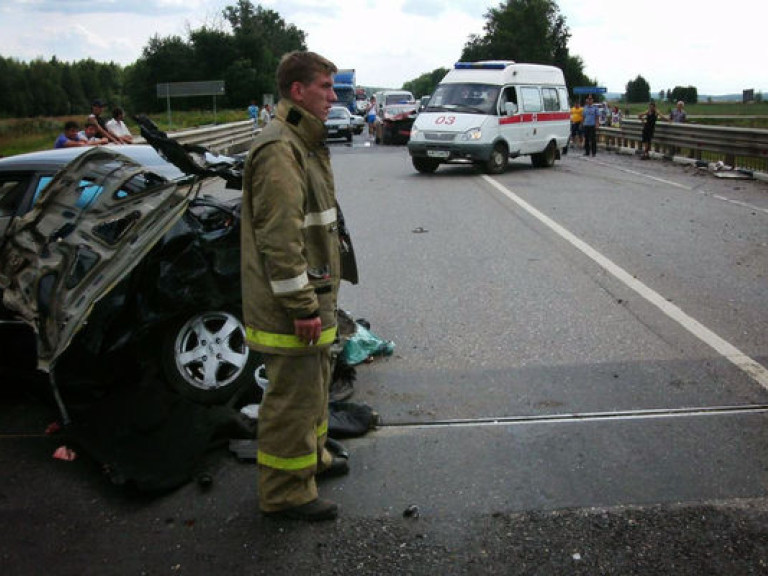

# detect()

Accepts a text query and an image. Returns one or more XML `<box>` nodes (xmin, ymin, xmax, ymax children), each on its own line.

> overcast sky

<box><xmin>0</xmin><ymin>0</ymin><xmax>764</xmax><ymax>96</ymax></box>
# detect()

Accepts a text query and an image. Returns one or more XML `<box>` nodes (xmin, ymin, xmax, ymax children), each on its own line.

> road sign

<box><xmin>573</xmin><ymin>86</ymin><xmax>607</xmax><ymax>95</ymax></box>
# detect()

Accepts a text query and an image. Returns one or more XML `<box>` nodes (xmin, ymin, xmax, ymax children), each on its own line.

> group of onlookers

<box><xmin>570</xmin><ymin>97</ymin><xmax>687</xmax><ymax>159</ymax></box>
<box><xmin>54</xmin><ymin>99</ymin><xmax>133</xmax><ymax>149</ymax></box>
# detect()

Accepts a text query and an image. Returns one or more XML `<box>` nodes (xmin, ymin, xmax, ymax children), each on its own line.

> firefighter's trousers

<box><xmin>257</xmin><ymin>349</ymin><xmax>334</xmax><ymax>512</ymax></box>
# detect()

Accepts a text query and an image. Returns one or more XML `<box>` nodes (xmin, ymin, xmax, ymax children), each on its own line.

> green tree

<box><xmin>223</xmin><ymin>0</ymin><xmax>307</xmax><ymax>104</ymax></box>
<box><xmin>402</xmin><ymin>67</ymin><xmax>449</xmax><ymax>97</ymax></box>
<box><xmin>125</xmin><ymin>35</ymin><xmax>196</xmax><ymax>112</ymax></box>
<box><xmin>458</xmin><ymin>0</ymin><xmax>595</xmax><ymax>98</ymax></box>
<box><xmin>27</xmin><ymin>58</ymin><xmax>68</xmax><ymax>116</ymax></box>
<box><xmin>625</xmin><ymin>75</ymin><xmax>650</xmax><ymax>103</ymax></box>
<box><xmin>669</xmin><ymin>85</ymin><xmax>698</xmax><ymax>104</ymax></box>
<box><xmin>0</xmin><ymin>56</ymin><xmax>31</xmax><ymax>117</ymax></box>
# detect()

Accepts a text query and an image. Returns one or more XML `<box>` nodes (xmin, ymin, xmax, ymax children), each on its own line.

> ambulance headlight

<box><xmin>410</xmin><ymin>125</ymin><xmax>420</xmax><ymax>139</ymax></box>
<box><xmin>458</xmin><ymin>128</ymin><xmax>482</xmax><ymax>141</ymax></box>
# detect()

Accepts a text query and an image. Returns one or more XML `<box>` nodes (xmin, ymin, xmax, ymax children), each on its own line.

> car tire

<box><xmin>412</xmin><ymin>157</ymin><xmax>440</xmax><ymax>174</ymax></box>
<box><xmin>484</xmin><ymin>142</ymin><xmax>509</xmax><ymax>174</ymax></box>
<box><xmin>161</xmin><ymin>310</ymin><xmax>261</xmax><ymax>405</ymax></box>
<box><xmin>532</xmin><ymin>140</ymin><xmax>557</xmax><ymax>168</ymax></box>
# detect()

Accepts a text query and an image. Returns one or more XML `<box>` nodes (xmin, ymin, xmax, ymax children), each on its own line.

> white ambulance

<box><xmin>407</xmin><ymin>61</ymin><xmax>570</xmax><ymax>174</ymax></box>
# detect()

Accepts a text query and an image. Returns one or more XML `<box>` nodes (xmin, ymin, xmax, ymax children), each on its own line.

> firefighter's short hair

<box><xmin>276</xmin><ymin>51</ymin><xmax>337</xmax><ymax>99</ymax></box>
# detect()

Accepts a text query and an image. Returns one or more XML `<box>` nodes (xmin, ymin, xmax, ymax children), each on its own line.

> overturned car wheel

<box><xmin>162</xmin><ymin>310</ymin><xmax>261</xmax><ymax>405</ymax></box>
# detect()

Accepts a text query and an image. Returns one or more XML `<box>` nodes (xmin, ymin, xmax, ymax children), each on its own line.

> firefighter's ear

<box><xmin>290</xmin><ymin>81</ymin><xmax>305</xmax><ymax>103</ymax></box>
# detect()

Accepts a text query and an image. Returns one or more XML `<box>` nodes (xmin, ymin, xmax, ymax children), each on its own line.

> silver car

<box><xmin>325</xmin><ymin>106</ymin><xmax>354</xmax><ymax>142</ymax></box>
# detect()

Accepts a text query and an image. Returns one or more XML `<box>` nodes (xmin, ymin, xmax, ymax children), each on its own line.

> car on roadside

<box><xmin>0</xmin><ymin>144</ymin><xmax>261</xmax><ymax>406</ymax></box>
<box><xmin>325</xmin><ymin>106</ymin><xmax>354</xmax><ymax>142</ymax></box>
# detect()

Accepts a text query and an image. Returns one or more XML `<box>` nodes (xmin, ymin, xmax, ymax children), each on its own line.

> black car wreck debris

<box><xmin>0</xmin><ymin>118</ymin><xmax>391</xmax><ymax>491</ymax></box>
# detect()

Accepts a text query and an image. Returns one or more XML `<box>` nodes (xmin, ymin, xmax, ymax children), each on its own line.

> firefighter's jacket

<box><xmin>241</xmin><ymin>99</ymin><xmax>340</xmax><ymax>355</ymax></box>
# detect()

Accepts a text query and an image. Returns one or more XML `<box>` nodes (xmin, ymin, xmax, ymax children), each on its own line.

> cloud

<box><xmin>401</xmin><ymin>0</ymin><xmax>489</xmax><ymax>18</ymax></box>
<box><xmin>3</xmin><ymin>0</ymin><xmax>195</xmax><ymax>15</ymax></box>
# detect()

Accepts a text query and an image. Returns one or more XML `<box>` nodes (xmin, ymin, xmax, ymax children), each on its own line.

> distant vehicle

<box><xmin>372</xmin><ymin>89</ymin><xmax>418</xmax><ymax>145</ymax></box>
<box><xmin>333</xmin><ymin>69</ymin><xmax>357</xmax><ymax>115</ymax></box>
<box><xmin>408</xmin><ymin>61</ymin><xmax>570</xmax><ymax>174</ymax></box>
<box><xmin>355</xmin><ymin>88</ymin><xmax>369</xmax><ymax>115</ymax></box>
<box><xmin>325</xmin><ymin>106</ymin><xmax>354</xmax><ymax>142</ymax></box>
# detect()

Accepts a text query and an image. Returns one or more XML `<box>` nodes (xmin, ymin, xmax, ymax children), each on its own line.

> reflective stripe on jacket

<box><xmin>241</xmin><ymin>99</ymin><xmax>340</xmax><ymax>355</ymax></box>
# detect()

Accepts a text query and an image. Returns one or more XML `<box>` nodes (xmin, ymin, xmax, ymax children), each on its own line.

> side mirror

<box><xmin>504</xmin><ymin>102</ymin><xmax>518</xmax><ymax>116</ymax></box>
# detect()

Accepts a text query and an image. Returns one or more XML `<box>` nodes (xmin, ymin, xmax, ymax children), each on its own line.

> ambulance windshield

<box><xmin>426</xmin><ymin>83</ymin><xmax>500</xmax><ymax>115</ymax></box>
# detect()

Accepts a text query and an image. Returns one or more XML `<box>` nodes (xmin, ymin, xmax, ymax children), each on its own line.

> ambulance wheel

<box><xmin>532</xmin><ymin>141</ymin><xmax>557</xmax><ymax>168</ymax></box>
<box><xmin>412</xmin><ymin>157</ymin><xmax>440</xmax><ymax>174</ymax></box>
<box><xmin>485</xmin><ymin>142</ymin><xmax>508</xmax><ymax>174</ymax></box>
<box><xmin>161</xmin><ymin>310</ymin><xmax>261</xmax><ymax>405</ymax></box>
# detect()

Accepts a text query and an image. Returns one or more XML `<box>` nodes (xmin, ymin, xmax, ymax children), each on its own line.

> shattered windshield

<box><xmin>425</xmin><ymin>83</ymin><xmax>501</xmax><ymax>115</ymax></box>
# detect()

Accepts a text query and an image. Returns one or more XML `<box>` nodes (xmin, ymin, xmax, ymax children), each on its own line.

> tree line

<box><xmin>0</xmin><ymin>0</ymin><xmax>693</xmax><ymax>120</ymax></box>
<box><xmin>0</xmin><ymin>1</ymin><xmax>305</xmax><ymax>119</ymax></box>
<box><xmin>625</xmin><ymin>75</ymin><xmax>699</xmax><ymax>105</ymax></box>
<box><xmin>404</xmin><ymin>0</ymin><xmax>596</xmax><ymax>99</ymax></box>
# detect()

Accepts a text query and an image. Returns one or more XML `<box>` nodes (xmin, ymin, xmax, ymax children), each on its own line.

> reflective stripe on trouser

<box><xmin>257</xmin><ymin>349</ymin><xmax>334</xmax><ymax>512</ymax></box>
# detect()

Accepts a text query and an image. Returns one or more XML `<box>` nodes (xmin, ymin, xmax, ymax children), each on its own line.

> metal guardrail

<box><xmin>142</xmin><ymin>118</ymin><xmax>768</xmax><ymax>176</ymax></box>
<box><xmin>599</xmin><ymin>120</ymin><xmax>768</xmax><ymax>174</ymax></box>
<box><xmin>135</xmin><ymin>120</ymin><xmax>257</xmax><ymax>155</ymax></box>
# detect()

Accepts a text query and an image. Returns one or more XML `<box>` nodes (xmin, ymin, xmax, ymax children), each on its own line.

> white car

<box><xmin>325</xmin><ymin>106</ymin><xmax>354</xmax><ymax>141</ymax></box>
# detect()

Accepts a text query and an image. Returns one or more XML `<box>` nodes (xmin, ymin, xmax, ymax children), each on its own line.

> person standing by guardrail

<box><xmin>248</xmin><ymin>100</ymin><xmax>259</xmax><ymax>133</ymax></box>
<box><xmin>638</xmin><ymin>100</ymin><xmax>669</xmax><ymax>159</ymax></box>
<box><xmin>670</xmin><ymin>100</ymin><xmax>687</xmax><ymax>123</ymax></box>
<box><xmin>582</xmin><ymin>95</ymin><xmax>599</xmax><ymax>156</ymax></box>
<box><xmin>569</xmin><ymin>100</ymin><xmax>583</xmax><ymax>151</ymax></box>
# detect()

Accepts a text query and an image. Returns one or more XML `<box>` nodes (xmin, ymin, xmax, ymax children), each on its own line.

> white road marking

<box><xmin>591</xmin><ymin>159</ymin><xmax>768</xmax><ymax>215</ymax></box>
<box><xmin>482</xmin><ymin>174</ymin><xmax>768</xmax><ymax>391</ymax></box>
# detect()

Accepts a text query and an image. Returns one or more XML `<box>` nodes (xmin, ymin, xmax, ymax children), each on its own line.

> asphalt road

<box><xmin>2</xmin><ymin>133</ymin><xmax>768</xmax><ymax>575</ymax></box>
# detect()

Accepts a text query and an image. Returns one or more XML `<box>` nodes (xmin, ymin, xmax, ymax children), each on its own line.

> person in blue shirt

<box><xmin>248</xmin><ymin>100</ymin><xmax>259</xmax><ymax>130</ymax></box>
<box><xmin>582</xmin><ymin>95</ymin><xmax>600</xmax><ymax>156</ymax></box>
<box><xmin>54</xmin><ymin>121</ymin><xmax>88</xmax><ymax>148</ymax></box>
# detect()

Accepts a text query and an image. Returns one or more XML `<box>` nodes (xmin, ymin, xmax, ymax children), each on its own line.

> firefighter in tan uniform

<box><xmin>241</xmin><ymin>52</ymin><xmax>347</xmax><ymax>521</ymax></box>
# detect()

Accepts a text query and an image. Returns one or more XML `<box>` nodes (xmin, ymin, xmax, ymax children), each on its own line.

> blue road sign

<box><xmin>573</xmin><ymin>86</ymin><xmax>607</xmax><ymax>94</ymax></box>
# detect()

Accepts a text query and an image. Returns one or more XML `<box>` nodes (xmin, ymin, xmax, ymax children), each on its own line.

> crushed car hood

<box><xmin>0</xmin><ymin>147</ymin><xmax>196</xmax><ymax>372</ymax></box>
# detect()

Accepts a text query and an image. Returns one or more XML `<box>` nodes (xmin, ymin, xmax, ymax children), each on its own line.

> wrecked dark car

<box><xmin>0</xmin><ymin>124</ymin><xmax>376</xmax><ymax>492</ymax></box>
<box><xmin>0</xmin><ymin>144</ymin><xmax>260</xmax><ymax>407</ymax></box>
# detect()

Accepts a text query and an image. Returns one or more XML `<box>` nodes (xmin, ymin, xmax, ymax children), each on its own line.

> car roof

<box><xmin>0</xmin><ymin>144</ymin><xmax>186</xmax><ymax>181</ymax></box>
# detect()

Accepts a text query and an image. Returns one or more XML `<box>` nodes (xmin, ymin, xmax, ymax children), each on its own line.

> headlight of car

<box><xmin>457</xmin><ymin>128</ymin><xmax>482</xmax><ymax>141</ymax></box>
<box><xmin>410</xmin><ymin>125</ymin><xmax>420</xmax><ymax>139</ymax></box>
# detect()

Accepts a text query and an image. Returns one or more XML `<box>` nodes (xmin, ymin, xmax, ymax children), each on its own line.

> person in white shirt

<box><xmin>105</xmin><ymin>107</ymin><xmax>133</xmax><ymax>144</ymax></box>
<box><xmin>259</xmin><ymin>104</ymin><xmax>272</xmax><ymax>127</ymax></box>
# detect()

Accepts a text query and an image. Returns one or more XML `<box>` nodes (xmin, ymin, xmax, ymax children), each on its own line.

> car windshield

<box><xmin>385</xmin><ymin>94</ymin><xmax>414</xmax><ymax>105</ymax></box>
<box><xmin>328</xmin><ymin>108</ymin><xmax>348</xmax><ymax>119</ymax></box>
<box><xmin>426</xmin><ymin>83</ymin><xmax>501</xmax><ymax>115</ymax></box>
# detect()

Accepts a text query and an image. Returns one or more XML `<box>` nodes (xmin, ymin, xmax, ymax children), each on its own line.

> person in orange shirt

<box><xmin>569</xmin><ymin>100</ymin><xmax>584</xmax><ymax>150</ymax></box>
